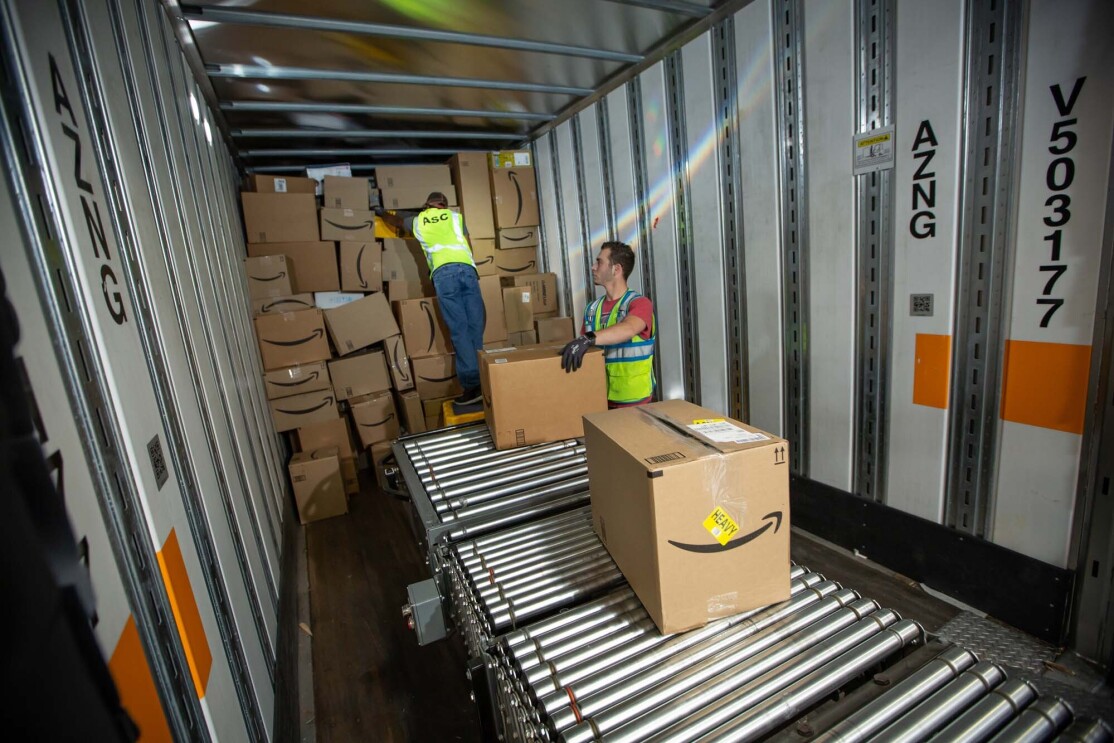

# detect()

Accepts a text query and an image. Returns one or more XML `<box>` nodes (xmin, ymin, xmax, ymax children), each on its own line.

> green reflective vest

<box><xmin>584</xmin><ymin>290</ymin><xmax>656</xmax><ymax>404</ymax></box>
<box><xmin>411</xmin><ymin>208</ymin><xmax>474</xmax><ymax>275</ymax></box>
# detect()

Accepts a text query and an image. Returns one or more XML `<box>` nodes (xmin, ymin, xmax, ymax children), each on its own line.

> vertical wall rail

<box><xmin>548</xmin><ymin>132</ymin><xmax>575</xmax><ymax>319</ymax></box>
<box><xmin>570</xmin><ymin>114</ymin><xmax>596</xmax><ymax>300</ymax></box>
<box><xmin>530</xmin><ymin>140</ymin><xmax>551</xmax><ymax>273</ymax></box>
<box><xmin>852</xmin><ymin>0</ymin><xmax>896</xmax><ymax>501</ymax></box>
<box><xmin>945</xmin><ymin>0</ymin><xmax>1024</xmax><ymax>535</ymax></box>
<box><xmin>773</xmin><ymin>0</ymin><xmax>810</xmax><ymax>474</ymax></box>
<box><xmin>597</xmin><ymin>96</ymin><xmax>618</xmax><ymax>242</ymax></box>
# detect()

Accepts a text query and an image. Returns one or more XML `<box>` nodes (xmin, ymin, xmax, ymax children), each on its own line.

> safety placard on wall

<box><xmin>853</xmin><ymin>125</ymin><xmax>896</xmax><ymax>174</ymax></box>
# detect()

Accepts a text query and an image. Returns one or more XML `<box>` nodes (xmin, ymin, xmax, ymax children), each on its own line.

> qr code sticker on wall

<box><xmin>910</xmin><ymin>293</ymin><xmax>934</xmax><ymax>317</ymax></box>
<box><xmin>147</xmin><ymin>435</ymin><xmax>169</xmax><ymax>490</ymax></box>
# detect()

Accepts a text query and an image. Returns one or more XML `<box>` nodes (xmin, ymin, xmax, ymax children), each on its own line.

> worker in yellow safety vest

<box><xmin>377</xmin><ymin>192</ymin><xmax>485</xmax><ymax>408</ymax></box>
<box><xmin>561</xmin><ymin>241</ymin><xmax>656</xmax><ymax>407</ymax></box>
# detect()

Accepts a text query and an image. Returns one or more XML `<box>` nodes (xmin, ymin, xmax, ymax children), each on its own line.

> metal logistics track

<box><xmin>394</xmin><ymin>427</ymin><xmax>1110</xmax><ymax>741</ymax></box>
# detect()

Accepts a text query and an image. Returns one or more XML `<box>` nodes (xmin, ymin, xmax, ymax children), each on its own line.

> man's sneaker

<box><xmin>455</xmin><ymin>387</ymin><xmax>482</xmax><ymax>405</ymax></box>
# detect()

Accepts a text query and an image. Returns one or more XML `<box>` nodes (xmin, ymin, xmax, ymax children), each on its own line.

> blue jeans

<box><xmin>432</xmin><ymin>263</ymin><xmax>486</xmax><ymax>389</ymax></box>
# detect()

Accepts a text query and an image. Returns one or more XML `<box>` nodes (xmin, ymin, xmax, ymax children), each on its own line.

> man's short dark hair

<box><xmin>424</xmin><ymin>191</ymin><xmax>448</xmax><ymax>208</ymax></box>
<box><xmin>601</xmin><ymin>241</ymin><xmax>635</xmax><ymax>280</ymax></box>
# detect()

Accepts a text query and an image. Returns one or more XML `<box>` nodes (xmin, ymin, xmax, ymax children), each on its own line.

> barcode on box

<box><xmin>645</xmin><ymin>451</ymin><xmax>685</xmax><ymax>465</ymax></box>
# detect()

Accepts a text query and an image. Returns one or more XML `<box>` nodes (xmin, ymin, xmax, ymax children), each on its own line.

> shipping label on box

<box><xmin>479</xmin><ymin>275</ymin><xmax>507</xmax><ymax>343</ymax></box>
<box><xmin>502</xmin><ymin>273</ymin><xmax>558</xmax><ymax>315</ymax></box>
<box><xmin>379</xmin><ymin>185</ymin><xmax>457</xmax><ymax>210</ymax></box>
<box><xmin>323</xmin><ymin>293</ymin><xmax>399</xmax><ymax>356</ymax></box>
<box><xmin>375</xmin><ymin>164</ymin><xmax>452</xmax><ymax>189</ymax></box>
<box><xmin>241</xmin><ymin>192</ymin><xmax>320</xmax><ymax>243</ymax></box>
<box><xmin>494</xmin><ymin>247</ymin><xmax>538</xmax><ymax>276</ymax></box>
<box><xmin>480</xmin><ymin>345</ymin><xmax>606</xmax><ymax>449</ymax></box>
<box><xmin>535</xmin><ymin>316</ymin><xmax>575</xmax><ymax>344</ymax></box>
<box><xmin>324</xmin><ymin>175</ymin><xmax>370</xmax><ymax>209</ymax></box>
<box><xmin>288</xmin><ymin>447</ymin><xmax>347</xmax><ymax>524</ymax></box>
<box><xmin>295</xmin><ymin>417</ymin><xmax>356</xmax><ymax>458</ymax></box>
<box><xmin>381</xmin><ymin>238</ymin><xmax>429</xmax><ymax>283</ymax></box>
<box><xmin>502</xmin><ymin>287</ymin><xmax>534</xmax><ymax>333</ymax></box>
<box><xmin>252</xmin><ymin>293</ymin><xmax>315</xmax><ymax>316</ymax></box>
<box><xmin>270</xmin><ymin>389</ymin><xmax>339</xmax><ymax>433</ymax></box>
<box><xmin>248</xmin><ymin>241</ymin><xmax>339</xmax><ymax>293</ymax></box>
<box><xmin>496</xmin><ymin>226</ymin><xmax>539</xmax><ymax>249</ymax></box>
<box><xmin>349</xmin><ymin>391</ymin><xmax>400</xmax><ymax>447</ymax></box>
<box><xmin>320</xmin><ymin>208</ymin><xmax>376</xmax><ymax>241</ymax></box>
<box><xmin>384</xmin><ymin>335</ymin><xmax>414</xmax><ymax>391</ymax></box>
<box><xmin>248</xmin><ymin>174</ymin><xmax>318</xmax><ymax>194</ymax></box>
<box><xmin>584</xmin><ymin>400</ymin><xmax>791</xmax><ymax>634</ymax></box>
<box><xmin>471</xmin><ymin>238</ymin><xmax>496</xmax><ymax>276</ymax></box>
<box><xmin>490</xmin><ymin>164</ymin><xmax>540</xmax><ymax>228</ymax></box>
<box><xmin>394</xmin><ymin>297</ymin><xmax>453</xmax><ymax>358</ymax></box>
<box><xmin>489</xmin><ymin>150</ymin><xmax>533</xmax><ymax>169</ymax></box>
<box><xmin>450</xmin><ymin>152</ymin><xmax>495</xmax><ymax>239</ymax></box>
<box><xmin>327</xmin><ymin>351</ymin><xmax>391</xmax><ymax>401</ymax></box>
<box><xmin>340</xmin><ymin>242</ymin><xmax>382</xmax><ymax>293</ymax></box>
<box><xmin>395</xmin><ymin>390</ymin><xmax>425</xmax><ymax>434</ymax></box>
<box><xmin>263</xmin><ymin>360</ymin><xmax>331</xmax><ymax>400</ymax></box>
<box><xmin>306</xmin><ymin>163</ymin><xmax>353</xmax><ymax>195</ymax></box>
<box><xmin>254</xmin><ymin>309</ymin><xmax>331</xmax><ymax>371</ymax></box>
<box><xmin>412</xmin><ymin>354</ymin><xmax>461</xmax><ymax>400</ymax></box>
<box><xmin>244</xmin><ymin>254</ymin><xmax>293</xmax><ymax>299</ymax></box>
<box><xmin>313</xmin><ymin>291</ymin><xmax>364</xmax><ymax>310</ymax></box>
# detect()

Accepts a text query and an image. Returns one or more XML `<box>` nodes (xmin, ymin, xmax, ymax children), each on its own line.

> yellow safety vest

<box><xmin>584</xmin><ymin>291</ymin><xmax>656</xmax><ymax>404</ymax></box>
<box><xmin>411</xmin><ymin>208</ymin><xmax>474</xmax><ymax>275</ymax></box>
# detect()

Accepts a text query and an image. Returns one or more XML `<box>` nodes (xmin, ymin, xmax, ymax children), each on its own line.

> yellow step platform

<box><xmin>441</xmin><ymin>399</ymin><xmax>485</xmax><ymax>427</ymax></box>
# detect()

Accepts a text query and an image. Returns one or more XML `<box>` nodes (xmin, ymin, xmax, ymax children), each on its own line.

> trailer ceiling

<box><xmin>170</xmin><ymin>0</ymin><xmax>744</xmax><ymax>172</ymax></box>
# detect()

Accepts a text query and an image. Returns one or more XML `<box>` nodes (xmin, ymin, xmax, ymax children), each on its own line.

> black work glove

<box><xmin>561</xmin><ymin>334</ymin><xmax>595</xmax><ymax>372</ymax></box>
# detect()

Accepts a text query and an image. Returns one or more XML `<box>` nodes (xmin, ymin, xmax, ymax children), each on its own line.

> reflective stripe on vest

<box><xmin>584</xmin><ymin>290</ymin><xmax>656</xmax><ymax>403</ymax></box>
<box><xmin>412</xmin><ymin>208</ymin><xmax>475</xmax><ymax>275</ymax></box>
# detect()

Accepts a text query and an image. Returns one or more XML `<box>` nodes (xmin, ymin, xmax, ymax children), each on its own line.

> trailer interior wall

<box><xmin>534</xmin><ymin>0</ymin><xmax>1114</xmax><ymax>651</ymax></box>
<box><xmin>1</xmin><ymin>0</ymin><xmax>286</xmax><ymax>738</ymax></box>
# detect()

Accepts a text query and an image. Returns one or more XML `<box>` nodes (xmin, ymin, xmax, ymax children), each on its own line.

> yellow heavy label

<box><xmin>703</xmin><ymin>506</ymin><xmax>740</xmax><ymax>546</ymax></box>
<box><xmin>692</xmin><ymin>418</ymin><xmax>725</xmax><ymax>424</ymax></box>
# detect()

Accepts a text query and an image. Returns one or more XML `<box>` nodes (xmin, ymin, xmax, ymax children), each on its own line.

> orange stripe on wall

<box><xmin>1001</xmin><ymin>339</ymin><xmax>1091</xmax><ymax>434</ymax></box>
<box><xmin>913</xmin><ymin>333</ymin><xmax>951</xmax><ymax>409</ymax></box>
<box><xmin>109</xmin><ymin>616</ymin><xmax>173</xmax><ymax>743</ymax></box>
<box><xmin>157</xmin><ymin>529</ymin><xmax>212</xmax><ymax>698</ymax></box>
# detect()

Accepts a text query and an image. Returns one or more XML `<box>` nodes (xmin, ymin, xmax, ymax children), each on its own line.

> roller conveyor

<box><xmin>392</xmin><ymin>427</ymin><xmax>1109</xmax><ymax>742</ymax></box>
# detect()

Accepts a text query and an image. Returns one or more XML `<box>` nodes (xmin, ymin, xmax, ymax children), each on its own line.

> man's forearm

<box><xmin>593</xmin><ymin>319</ymin><xmax>646</xmax><ymax>346</ymax></box>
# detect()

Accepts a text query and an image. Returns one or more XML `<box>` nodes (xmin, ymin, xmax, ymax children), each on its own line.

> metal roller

<box><xmin>445</xmin><ymin>491</ymin><xmax>590</xmax><ymax>542</ymax></box>
<box><xmin>502</xmin><ymin>588</ymin><xmax>642</xmax><ymax>650</ymax></box>
<box><xmin>987</xmin><ymin>697</ymin><xmax>1074</xmax><ymax>742</ymax></box>
<box><xmin>427</xmin><ymin>445</ymin><xmax>587</xmax><ymax>491</ymax></box>
<box><xmin>436</xmin><ymin>460</ymin><xmax>589</xmax><ymax>506</ymax></box>
<box><xmin>456</xmin><ymin>507</ymin><xmax>592</xmax><ymax>556</ymax></box>
<box><xmin>812</xmin><ymin>645</ymin><xmax>979</xmax><ymax>743</ymax></box>
<box><xmin>927</xmin><ymin>678</ymin><xmax>1039</xmax><ymax>743</ymax></box>
<box><xmin>442</xmin><ymin>477</ymin><xmax>592</xmax><ymax>524</ymax></box>
<box><xmin>870</xmin><ymin>661</ymin><xmax>1007</xmax><ymax>742</ymax></box>
<box><xmin>1057</xmin><ymin>718</ymin><xmax>1114</xmax><ymax>743</ymax></box>
<box><xmin>418</xmin><ymin>440</ymin><xmax>582</xmax><ymax>481</ymax></box>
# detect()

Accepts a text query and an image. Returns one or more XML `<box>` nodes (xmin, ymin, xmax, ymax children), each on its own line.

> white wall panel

<box><xmin>535</xmin><ymin>131</ymin><xmax>570</xmax><ymax>315</ymax></box>
<box><xmin>604</xmin><ymin>88</ymin><xmax>645</xmax><ymax>295</ymax></box>
<box><xmin>802</xmin><ymin>0</ymin><xmax>856</xmax><ymax>489</ymax></box>
<box><xmin>557</xmin><ymin>122</ymin><xmax>592</xmax><ymax>318</ymax></box>
<box><xmin>992</xmin><ymin>0</ymin><xmax>1114</xmax><ymax>566</ymax></box>
<box><xmin>638</xmin><ymin>62</ymin><xmax>686</xmax><ymax>401</ymax></box>
<box><xmin>575</xmin><ymin>104</ymin><xmax>607</xmax><ymax>304</ymax></box>
<box><xmin>735</xmin><ymin>0</ymin><xmax>783</xmax><ymax>435</ymax></box>
<box><xmin>681</xmin><ymin>33</ymin><xmax>729</xmax><ymax>413</ymax></box>
<box><xmin>884</xmin><ymin>0</ymin><xmax>965</xmax><ymax>521</ymax></box>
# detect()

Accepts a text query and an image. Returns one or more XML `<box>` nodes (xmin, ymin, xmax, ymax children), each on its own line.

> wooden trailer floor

<box><xmin>295</xmin><ymin>479</ymin><xmax>1108</xmax><ymax>741</ymax></box>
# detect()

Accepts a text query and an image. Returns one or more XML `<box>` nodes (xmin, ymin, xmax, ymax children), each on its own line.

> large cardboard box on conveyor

<box><xmin>478</xmin><ymin>344</ymin><xmax>607</xmax><ymax>449</ymax></box>
<box><xmin>583</xmin><ymin>400</ymin><xmax>791</xmax><ymax>634</ymax></box>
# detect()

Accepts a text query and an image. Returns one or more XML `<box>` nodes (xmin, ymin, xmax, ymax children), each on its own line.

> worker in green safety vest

<box><xmin>377</xmin><ymin>192</ymin><xmax>486</xmax><ymax>408</ymax></box>
<box><xmin>561</xmin><ymin>241</ymin><xmax>657</xmax><ymax>408</ymax></box>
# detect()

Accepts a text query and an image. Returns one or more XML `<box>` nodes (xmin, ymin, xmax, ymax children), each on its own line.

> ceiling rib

<box><xmin>180</xmin><ymin>5</ymin><xmax>643</xmax><ymax>63</ymax></box>
<box><xmin>601</xmin><ymin>0</ymin><xmax>712</xmax><ymax>18</ymax></box>
<box><xmin>232</xmin><ymin>128</ymin><xmax>519</xmax><ymax>140</ymax></box>
<box><xmin>249</xmin><ymin>164</ymin><xmax>426</xmax><ymax>173</ymax></box>
<box><xmin>221</xmin><ymin>101</ymin><xmax>555</xmax><ymax>122</ymax></box>
<box><xmin>241</xmin><ymin>148</ymin><xmax>469</xmax><ymax>158</ymax></box>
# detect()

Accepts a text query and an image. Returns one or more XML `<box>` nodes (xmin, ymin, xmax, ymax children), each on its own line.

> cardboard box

<box><xmin>252</xmin><ymin>293</ymin><xmax>314</xmax><ymax>316</ymax></box>
<box><xmin>375</xmin><ymin>164</ymin><xmax>452</xmax><ymax>189</ymax></box>
<box><xmin>471</xmin><ymin>238</ymin><xmax>496</xmax><ymax>276</ymax></box>
<box><xmin>479</xmin><ymin>275</ymin><xmax>507</xmax><ymax>343</ymax></box>
<box><xmin>263</xmin><ymin>361</ymin><xmax>331</xmax><ymax>400</ymax></box>
<box><xmin>323</xmin><ymin>293</ymin><xmax>399</xmax><ymax>356</ymax></box>
<box><xmin>349</xmin><ymin>391</ymin><xmax>400</xmax><ymax>447</ymax></box>
<box><xmin>584</xmin><ymin>400</ymin><xmax>791</xmax><ymax>633</ymax></box>
<box><xmin>340</xmin><ymin>456</ymin><xmax>359</xmax><ymax>495</ymax></box>
<box><xmin>306</xmin><ymin>163</ymin><xmax>352</xmax><ymax>194</ymax></box>
<box><xmin>288</xmin><ymin>447</ymin><xmax>347</xmax><ymax>524</ymax></box>
<box><xmin>479</xmin><ymin>344</ymin><xmax>605</xmax><ymax>448</ymax></box>
<box><xmin>489</xmin><ymin>161</ymin><xmax>540</xmax><ymax>229</ymax></box>
<box><xmin>339</xmin><ymin>242</ymin><xmax>382</xmax><ymax>293</ymax></box>
<box><xmin>320</xmin><ymin>208</ymin><xmax>376</xmax><ymax>241</ymax></box>
<box><xmin>496</xmin><ymin>226</ymin><xmax>539</xmax><ymax>249</ymax></box>
<box><xmin>366</xmin><ymin>441</ymin><xmax>392</xmax><ymax>490</ymax></box>
<box><xmin>422</xmin><ymin>396</ymin><xmax>454</xmax><ymax>419</ymax></box>
<box><xmin>381</xmin><ymin>238</ymin><xmax>429</xmax><ymax>283</ymax></box>
<box><xmin>384</xmin><ymin>335</ymin><xmax>414</xmax><ymax>392</ymax></box>
<box><xmin>314</xmin><ymin>291</ymin><xmax>365</xmax><ymax>310</ymax></box>
<box><xmin>387</xmin><ymin>280</ymin><xmax>433</xmax><ymax>302</ymax></box>
<box><xmin>502</xmin><ymin>273</ymin><xmax>559</xmax><ymax>315</ymax></box>
<box><xmin>324</xmin><ymin>176</ymin><xmax>370</xmax><ymax>209</ymax></box>
<box><xmin>508</xmin><ymin>329</ymin><xmax>538</xmax><ymax>345</ymax></box>
<box><xmin>247</xmin><ymin>241</ymin><xmax>339</xmax><ymax>293</ymax></box>
<box><xmin>535</xmin><ymin>316</ymin><xmax>575</xmax><ymax>344</ymax></box>
<box><xmin>502</xmin><ymin>287</ymin><xmax>534</xmax><ymax>333</ymax></box>
<box><xmin>269</xmin><ymin>389</ymin><xmax>339</xmax><ymax>433</ymax></box>
<box><xmin>254</xmin><ymin>309</ymin><xmax>331</xmax><ymax>371</ymax></box>
<box><xmin>295</xmin><ymin>417</ymin><xmax>355</xmax><ymax>458</ymax></box>
<box><xmin>379</xmin><ymin>185</ymin><xmax>457</xmax><ymax>210</ymax></box>
<box><xmin>247</xmin><ymin>174</ymin><xmax>318</xmax><ymax>194</ymax></box>
<box><xmin>244</xmin><ymin>255</ymin><xmax>293</xmax><ymax>299</ymax></box>
<box><xmin>450</xmin><ymin>152</ymin><xmax>496</xmax><ymax>239</ymax></box>
<box><xmin>412</xmin><ymin>355</ymin><xmax>462</xmax><ymax>400</ymax></box>
<box><xmin>395</xmin><ymin>390</ymin><xmax>425</xmax><ymax>434</ymax></box>
<box><xmin>494</xmin><ymin>247</ymin><xmax>539</xmax><ymax>276</ymax></box>
<box><xmin>394</xmin><ymin>298</ymin><xmax>453</xmax><ymax>358</ymax></box>
<box><xmin>241</xmin><ymin>192</ymin><xmax>319</xmax><ymax>243</ymax></box>
<box><xmin>328</xmin><ymin>351</ymin><xmax>391</xmax><ymax>400</ymax></box>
